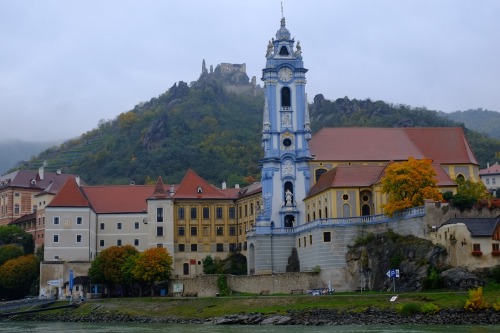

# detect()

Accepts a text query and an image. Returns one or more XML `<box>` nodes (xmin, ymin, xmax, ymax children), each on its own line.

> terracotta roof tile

<box><xmin>82</xmin><ymin>185</ymin><xmax>154</xmax><ymax>214</ymax></box>
<box><xmin>173</xmin><ymin>169</ymin><xmax>230</xmax><ymax>199</ymax></box>
<box><xmin>309</xmin><ymin>127</ymin><xmax>478</xmax><ymax>165</ymax></box>
<box><xmin>307</xmin><ymin>165</ymin><xmax>386</xmax><ymax>197</ymax></box>
<box><xmin>402</xmin><ymin>127</ymin><xmax>478</xmax><ymax>165</ymax></box>
<box><xmin>480</xmin><ymin>162</ymin><xmax>500</xmax><ymax>175</ymax></box>
<box><xmin>310</xmin><ymin>128</ymin><xmax>424</xmax><ymax>161</ymax></box>
<box><xmin>48</xmin><ymin>178</ymin><xmax>90</xmax><ymax>208</ymax></box>
<box><xmin>149</xmin><ymin>176</ymin><xmax>168</xmax><ymax>199</ymax></box>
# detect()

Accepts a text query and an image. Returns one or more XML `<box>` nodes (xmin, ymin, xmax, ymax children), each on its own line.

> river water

<box><xmin>1</xmin><ymin>322</ymin><xmax>500</xmax><ymax>333</ymax></box>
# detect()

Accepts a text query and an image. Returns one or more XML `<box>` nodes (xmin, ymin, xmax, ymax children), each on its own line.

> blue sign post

<box><xmin>69</xmin><ymin>269</ymin><xmax>74</xmax><ymax>301</ymax></box>
<box><xmin>386</xmin><ymin>269</ymin><xmax>399</xmax><ymax>292</ymax></box>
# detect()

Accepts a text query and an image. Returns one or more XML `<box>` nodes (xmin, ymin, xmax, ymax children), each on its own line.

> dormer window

<box><xmin>197</xmin><ymin>186</ymin><xmax>203</xmax><ymax>194</ymax></box>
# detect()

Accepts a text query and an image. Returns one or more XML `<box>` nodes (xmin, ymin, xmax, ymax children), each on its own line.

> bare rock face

<box><xmin>441</xmin><ymin>267</ymin><xmax>485</xmax><ymax>290</ymax></box>
<box><xmin>347</xmin><ymin>231</ymin><xmax>448</xmax><ymax>292</ymax></box>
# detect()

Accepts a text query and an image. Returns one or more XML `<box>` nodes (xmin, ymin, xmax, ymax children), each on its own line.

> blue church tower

<box><xmin>247</xmin><ymin>17</ymin><xmax>312</xmax><ymax>275</ymax></box>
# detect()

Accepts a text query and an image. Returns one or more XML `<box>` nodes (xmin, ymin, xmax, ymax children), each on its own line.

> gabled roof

<box><xmin>309</xmin><ymin>127</ymin><xmax>478</xmax><ymax>165</ymax></box>
<box><xmin>82</xmin><ymin>185</ymin><xmax>154</xmax><ymax>214</ymax></box>
<box><xmin>307</xmin><ymin>165</ymin><xmax>386</xmax><ymax>198</ymax></box>
<box><xmin>310</xmin><ymin>128</ymin><xmax>425</xmax><ymax>161</ymax></box>
<box><xmin>0</xmin><ymin>169</ymin><xmax>78</xmax><ymax>191</ymax></box>
<box><xmin>173</xmin><ymin>169</ymin><xmax>231</xmax><ymax>200</ymax></box>
<box><xmin>442</xmin><ymin>216</ymin><xmax>500</xmax><ymax>237</ymax></box>
<box><xmin>236</xmin><ymin>182</ymin><xmax>262</xmax><ymax>199</ymax></box>
<box><xmin>48</xmin><ymin>178</ymin><xmax>90</xmax><ymax>208</ymax></box>
<box><xmin>480</xmin><ymin>162</ymin><xmax>500</xmax><ymax>176</ymax></box>
<box><xmin>148</xmin><ymin>176</ymin><xmax>168</xmax><ymax>200</ymax></box>
<box><xmin>403</xmin><ymin>127</ymin><xmax>478</xmax><ymax>165</ymax></box>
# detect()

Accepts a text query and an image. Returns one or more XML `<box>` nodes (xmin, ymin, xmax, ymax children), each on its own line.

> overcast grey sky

<box><xmin>1</xmin><ymin>0</ymin><xmax>499</xmax><ymax>142</ymax></box>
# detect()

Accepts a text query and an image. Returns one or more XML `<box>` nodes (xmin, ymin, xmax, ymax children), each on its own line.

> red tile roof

<box><xmin>48</xmin><ymin>178</ymin><xmax>90</xmax><ymax>208</ymax></box>
<box><xmin>173</xmin><ymin>169</ymin><xmax>231</xmax><ymax>199</ymax></box>
<box><xmin>480</xmin><ymin>162</ymin><xmax>500</xmax><ymax>176</ymax></box>
<box><xmin>82</xmin><ymin>185</ymin><xmax>155</xmax><ymax>214</ymax></box>
<box><xmin>307</xmin><ymin>165</ymin><xmax>386</xmax><ymax>197</ymax></box>
<box><xmin>149</xmin><ymin>176</ymin><xmax>168</xmax><ymax>200</ymax></box>
<box><xmin>403</xmin><ymin>127</ymin><xmax>478</xmax><ymax>164</ymax></box>
<box><xmin>310</xmin><ymin>128</ymin><xmax>424</xmax><ymax>161</ymax></box>
<box><xmin>309</xmin><ymin>127</ymin><xmax>478</xmax><ymax>165</ymax></box>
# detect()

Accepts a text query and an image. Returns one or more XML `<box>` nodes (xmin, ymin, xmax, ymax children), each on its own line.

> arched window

<box><xmin>319</xmin><ymin>209</ymin><xmax>322</xmax><ymax>219</ymax></box>
<box><xmin>342</xmin><ymin>204</ymin><xmax>350</xmax><ymax>218</ymax></box>
<box><xmin>279</xmin><ymin>46</ymin><xmax>289</xmax><ymax>55</ymax></box>
<box><xmin>315</xmin><ymin>168</ymin><xmax>327</xmax><ymax>182</ymax></box>
<box><xmin>281</xmin><ymin>87</ymin><xmax>291</xmax><ymax>107</ymax></box>
<box><xmin>362</xmin><ymin>204</ymin><xmax>371</xmax><ymax>216</ymax></box>
<box><xmin>313</xmin><ymin>211</ymin><xmax>316</xmax><ymax>220</ymax></box>
<box><xmin>284</xmin><ymin>181</ymin><xmax>294</xmax><ymax>205</ymax></box>
<box><xmin>284</xmin><ymin>215</ymin><xmax>294</xmax><ymax>228</ymax></box>
<box><xmin>456</xmin><ymin>174</ymin><xmax>465</xmax><ymax>182</ymax></box>
<box><xmin>307</xmin><ymin>213</ymin><xmax>310</xmax><ymax>222</ymax></box>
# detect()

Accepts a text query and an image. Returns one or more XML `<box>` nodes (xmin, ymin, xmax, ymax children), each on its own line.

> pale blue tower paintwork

<box><xmin>257</xmin><ymin>17</ymin><xmax>312</xmax><ymax>233</ymax></box>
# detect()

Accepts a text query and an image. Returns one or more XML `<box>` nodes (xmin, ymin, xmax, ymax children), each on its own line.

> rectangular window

<box><xmin>157</xmin><ymin>243</ymin><xmax>163</xmax><ymax>248</ymax></box>
<box><xmin>117</xmin><ymin>222</ymin><xmax>122</xmax><ymax>230</ymax></box>
<box><xmin>191</xmin><ymin>243</ymin><xmax>198</xmax><ymax>252</ymax></box>
<box><xmin>117</xmin><ymin>239</ymin><xmax>122</xmax><ymax>246</ymax></box>
<box><xmin>487</xmin><ymin>179</ymin><xmax>490</xmax><ymax>185</ymax></box>
<box><xmin>157</xmin><ymin>207</ymin><xmax>164</xmax><ymax>222</ymax></box>
<box><xmin>178</xmin><ymin>226</ymin><xmax>185</xmax><ymax>236</ymax></box>
<box><xmin>178</xmin><ymin>207</ymin><xmax>185</xmax><ymax>219</ymax></box>
<box><xmin>298</xmin><ymin>238</ymin><xmax>301</xmax><ymax>247</ymax></box>
<box><xmin>473</xmin><ymin>243</ymin><xmax>481</xmax><ymax>252</ymax></box>
<box><xmin>203</xmin><ymin>207</ymin><xmax>210</xmax><ymax>219</ymax></box>
<box><xmin>323</xmin><ymin>232</ymin><xmax>331</xmax><ymax>242</ymax></box>
<box><xmin>309</xmin><ymin>235</ymin><xmax>313</xmax><ymax>245</ymax></box>
<box><xmin>53</xmin><ymin>234</ymin><xmax>59</xmax><ymax>243</ymax></box>
<box><xmin>239</xmin><ymin>206</ymin><xmax>242</xmax><ymax>218</ymax></box>
<box><xmin>216</xmin><ymin>226</ymin><xmax>224</xmax><ymax>236</ymax></box>
<box><xmin>14</xmin><ymin>204</ymin><xmax>19</xmax><ymax>214</ymax></box>
<box><xmin>135</xmin><ymin>222</ymin><xmax>139</xmax><ymax>229</ymax></box>
<box><xmin>191</xmin><ymin>207</ymin><xmax>197</xmax><ymax>219</ymax></box>
<box><xmin>493</xmin><ymin>178</ymin><xmax>497</xmax><ymax>185</ymax></box>
<box><xmin>100</xmin><ymin>240</ymin><xmax>104</xmax><ymax>247</ymax></box>
<box><xmin>190</xmin><ymin>226</ymin><xmax>198</xmax><ymax>236</ymax></box>
<box><xmin>229</xmin><ymin>226</ymin><xmax>236</xmax><ymax>236</ymax></box>
<box><xmin>229</xmin><ymin>207</ymin><xmax>236</xmax><ymax>219</ymax></box>
<box><xmin>250</xmin><ymin>203</ymin><xmax>254</xmax><ymax>215</ymax></box>
<box><xmin>157</xmin><ymin>226</ymin><xmax>164</xmax><ymax>237</ymax></box>
<box><xmin>134</xmin><ymin>239</ymin><xmax>139</xmax><ymax>246</ymax></box>
<box><xmin>179</xmin><ymin>244</ymin><xmax>185</xmax><ymax>252</ymax></box>
<box><xmin>54</xmin><ymin>217</ymin><xmax>60</xmax><ymax>225</ymax></box>
<box><xmin>216</xmin><ymin>207</ymin><xmax>223</xmax><ymax>219</ymax></box>
<box><xmin>76</xmin><ymin>217</ymin><xmax>82</xmax><ymax>225</ymax></box>
<box><xmin>493</xmin><ymin>243</ymin><xmax>499</xmax><ymax>252</ymax></box>
<box><xmin>216</xmin><ymin>243</ymin><xmax>224</xmax><ymax>252</ymax></box>
<box><xmin>304</xmin><ymin>236</ymin><xmax>307</xmax><ymax>247</ymax></box>
<box><xmin>14</xmin><ymin>192</ymin><xmax>19</xmax><ymax>197</ymax></box>
<box><xmin>229</xmin><ymin>243</ymin><xmax>237</xmax><ymax>252</ymax></box>
<box><xmin>245</xmin><ymin>205</ymin><xmax>248</xmax><ymax>216</ymax></box>
<box><xmin>100</xmin><ymin>223</ymin><xmax>105</xmax><ymax>230</ymax></box>
<box><xmin>203</xmin><ymin>226</ymin><xmax>210</xmax><ymax>236</ymax></box>
<box><xmin>76</xmin><ymin>235</ymin><xmax>82</xmax><ymax>243</ymax></box>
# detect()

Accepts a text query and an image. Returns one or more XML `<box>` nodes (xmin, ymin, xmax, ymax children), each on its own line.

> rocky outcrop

<box><xmin>441</xmin><ymin>267</ymin><xmax>485</xmax><ymax>290</ymax></box>
<box><xmin>347</xmin><ymin>231</ymin><xmax>449</xmax><ymax>292</ymax></box>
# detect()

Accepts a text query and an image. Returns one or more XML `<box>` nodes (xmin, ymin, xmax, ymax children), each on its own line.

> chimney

<box><xmin>487</xmin><ymin>162</ymin><xmax>490</xmax><ymax>169</ymax></box>
<box><xmin>75</xmin><ymin>175</ymin><xmax>81</xmax><ymax>186</ymax></box>
<box><xmin>222</xmin><ymin>181</ymin><xmax>227</xmax><ymax>189</ymax></box>
<box><xmin>235</xmin><ymin>184</ymin><xmax>240</xmax><ymax>189</ymax></box>
<box><xmin>56</xmin><ymin>169</ymin><xmax>62</xmax><ymax>175</ymax></box>
<box><xmin>169</xmin><ymin>184</ymin><xmax>175</xmax><ymax>195</ymax></box>
<box><xmin>38</xmin><ymin>166</ymin><xmax>44</xmax><ymax>180</ymax></box>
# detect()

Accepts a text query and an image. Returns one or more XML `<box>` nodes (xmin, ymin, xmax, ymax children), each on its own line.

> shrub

<box><xmin>421</xmin><ymin>303</ymin><xmax>440</xmax><ymax>315</ymax></box>
<box><xmin>312</xmin><ymin>265</ymin><xmax>321</xmax><ymax>274</ymax></box>
<box><xmin>464</xmin><ymin>287</ymin><xmax>489</xmax><ymax>311</ymax></box>
<box><xmin>422</xmin><ymin>268</ymin><xmax>444</xmax><ymax>290</ymax></box>
<box><xmin>216</xmin><ymin>274</ymin><xmax>231</xmax><ymax>296</ymax></box>
<box><xmin>396</xmin><ymin>303</ymin><xmax>421</xmax><ymax>316</ymax></box>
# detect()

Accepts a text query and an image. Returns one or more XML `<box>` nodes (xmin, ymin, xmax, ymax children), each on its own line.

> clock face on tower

<box><xmin>278</xmin><ymin>67</ymin><xmax>293</xmax><ymax>82</ymax></box>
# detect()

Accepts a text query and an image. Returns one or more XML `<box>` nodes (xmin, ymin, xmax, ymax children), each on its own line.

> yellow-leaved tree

<box><xmin>381</xmin><ymin>157</ymin><xmax>443</xmax><ymax>216</ymax></box>
<box><xmin>132</xmin><ymin>247</ymin><xmax>173</xmax><ymax>297</ymax></box>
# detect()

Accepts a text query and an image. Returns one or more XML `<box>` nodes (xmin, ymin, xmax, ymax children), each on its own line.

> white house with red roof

<box><xmin>480</xmin><ymin>162</ymin><xmax>500</xmax><ymax>197</ymax></box>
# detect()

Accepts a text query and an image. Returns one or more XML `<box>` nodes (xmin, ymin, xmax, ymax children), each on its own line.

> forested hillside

<box><xmin>13</xmin><ymin>78</ymin><xmax>500</xmax><ymax>185</ymax></box>
<box><xmin>438</xmin><ymin>108</ymin><xmax>500</xmax><ymax>139</ymax></box>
